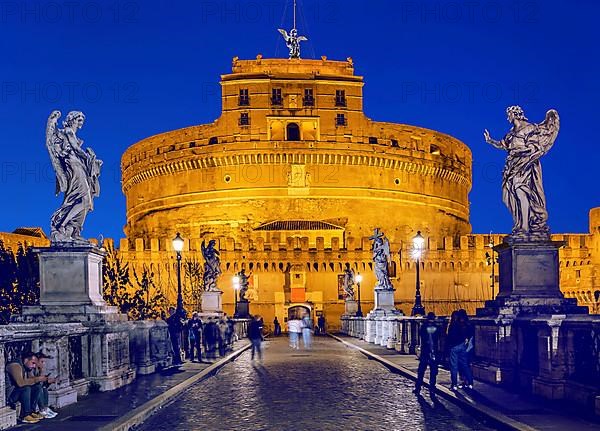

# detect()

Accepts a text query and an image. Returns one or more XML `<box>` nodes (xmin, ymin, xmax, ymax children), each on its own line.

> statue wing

<box><xmin>45</xmin><ymin>111</ymin><xmax>68</xmax><ymax>195</ymax></box>
<box><xmin>383</xmin><ymin>238</ymin><xmax>391</xmax><ymax>261</ymax></box>
<box><xmin>201</xmin><ymin>240</ymin><xmax>207</xmax><ymax>259</ymax></box>
<box><xmin>297</xmin><ymin>36</ymin><xmax>308</xmax><ymax>42</ymax></box>
<box><xmin>277</xmin><ymin>28</ymin><xmax>289</xmax><ymax>40</ymax></box>
<box><xmin>537</xmin><ymin>109</ymin><xmax>560</xmax><ymax>153</ymax></box>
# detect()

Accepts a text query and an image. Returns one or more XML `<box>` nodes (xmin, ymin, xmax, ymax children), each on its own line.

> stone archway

<box><xmin>287</xmin><ymin>304</ymin><xmax>311</xmax><ymax>320</ymax></box>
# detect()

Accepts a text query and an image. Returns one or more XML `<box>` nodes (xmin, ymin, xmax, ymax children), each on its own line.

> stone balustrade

<box><xmin>0</xmin><ymin>319</ymin><xmax>171</xmax><ymax>430</ymax></box>
<box><xmin>341</xmin><ymin>313</ymin><xmax>600</xmax><ymax>416</ymax></box>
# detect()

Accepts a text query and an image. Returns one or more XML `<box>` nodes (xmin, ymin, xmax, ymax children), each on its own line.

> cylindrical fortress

<box><xmin>122</xmin><ymin>56</ymin><xmax>472</xmax><ymax>244</ymax></box>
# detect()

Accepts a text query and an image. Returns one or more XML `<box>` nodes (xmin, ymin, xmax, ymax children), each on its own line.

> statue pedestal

<box><xmin>344</xmin><ymin>300</ymin><xmax>358</xmax><ymax>316</ymax></box>
<box><xmin>478</xmin><ymin>240</ymin><xmax>587</xmax><ymax>316</ymax></box>
<box><xmin>201</xmin><ymin>290</ymin><xmax>223</xmax><ymax>315</ymax></box>
<box><xmin>373</xmin><ymin>289</ymin><xmax>398</xmax><ymax>313</ymax></box>
<box><xmin>34</xmin><ymin>246</ymin><xmax>107</xmax><ymax>306</ymax></box>
<box><xmin>18</xmin><ymin>246</ymin><xmax>126</xmax><ymax>324</ymax></box>
<box><xmin>235</xmin><ymin>301</ymin><xmax>251</xmax><ymax>318</ymax></box>
<box><xmin>13</xmin><ymin>246</ymin><xmax>136</xmax><ymax>400</ymax></box>
<box><xmin>365</xmin><ymin>289</ymin><xmax>401</xmax><ymax>343</ymax></box>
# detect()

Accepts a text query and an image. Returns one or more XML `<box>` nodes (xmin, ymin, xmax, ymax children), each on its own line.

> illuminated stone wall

<box><xmin>118</xmin><ymin>56</ymin><xmax>599</xmax><ymax>329</ymax></box>
<box><xmin>122</xmin><ymin>56</ymin><xmax>471</xmax><ymax>244</ymax></box>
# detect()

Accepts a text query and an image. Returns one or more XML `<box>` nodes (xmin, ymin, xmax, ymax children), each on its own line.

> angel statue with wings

<box><xmin>484</xmin><ymin>106</ymin><xmax>560</xmax><ymax>241</ymax></box>
<box><xmin>342</xmin><ymin>263</ymin><xmax>355</xmax><ymax>300</ymax></box>
<box><xmin>201</xmin><ymin>239</ymin><xmax>222</xmax><ymax>291</ymax></box>
<box><xmin>236</xmin><ymin>269</ymin><xmax>250</xmax><ymax>302</ymax></box>
<box><xmin>370</xmin><ymin>228</ymin><xmax>393</xmax><ymax>291</ymax></box>
<box><xmin>45</xmin><ymin>110</ymin><xmax>102</xmax><ymax>246</ymax></box>
<box><xmin>278</xmin><ymin>28</ymin><xmax>307</xmax><ymax>59</ymax></box>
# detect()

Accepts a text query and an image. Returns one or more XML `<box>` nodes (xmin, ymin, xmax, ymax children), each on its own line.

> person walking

<box><xmin>318</xmin><ymin>314</ymin><xmax>326</xmax><ymax>335</ymax></box>
<box><xmin>301</xmin><ymin>312</ymin><xmax>313</xmax><ymax>349</ymax></box>
<box><xmin>273</xmin><ymin>317</ymin><xmax>281</xmax><ymax>336</ymax></box>
<box><xmin>226</xmin><ymin>316</ymin><xmax>236</xmax><ymax>350</ymax></box>
<box><xmin>413</xmin><ymin>312</ymin><xmax>440</xmax><ymax>398</ymax></box>
<box><xmin>218</xmin><ymin>318</ymin><xmax>229</xmax><ymax>357</ymax></box>
<box><xmin>204</xmin><ymin>317</ymin><xmax>218</xmax><ymax>361</ymax></box>
<box><xmin>287</xmin><ymin>316</ymin><xmax>302</xmax><ymax>349</ymax></box>
<box><xmin>166</xmin><ymin>307</ymin><xmax>184</xmax><ymax>365</ymax></box>
<box><xmin>446</xmin><ymin>310</ymin><xmax>474</xmax><ymax>390</ymax></box>
<box><xmin>188</xmin><ymin>313</ymin><xmax>203</xmax><ymax>362</ymax></box>
<box><xmin>248</xmin><ymin>315</ymin><xmax>264</xmax><ymax>361</ymax></box>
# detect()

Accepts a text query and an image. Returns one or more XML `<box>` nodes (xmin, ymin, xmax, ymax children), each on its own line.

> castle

<box><xmin>3</xmin><ymin>56</ymin><xmax>598</xmax><ymax>329</ymax></box>
<box><xmin>117</xmin><ymin>55</ymin><xmax>599</xmax><ymax>327</ymax></box>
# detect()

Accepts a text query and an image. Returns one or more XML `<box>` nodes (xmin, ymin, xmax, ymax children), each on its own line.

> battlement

<box><xmin>117</xmin><ymin>232</ymin><xmax>595</xmax><ymax>255</ymax></box>
<box><xmin>227</xmin><ymin>55</ymin><xmax>358</xmax><ymax>78</ymax></box>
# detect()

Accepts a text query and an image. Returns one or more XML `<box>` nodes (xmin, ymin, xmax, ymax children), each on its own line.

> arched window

<box><xmin>286</xmin><ymin>123</ymin><xmax>300</xmax><ymax>141</ymax></box>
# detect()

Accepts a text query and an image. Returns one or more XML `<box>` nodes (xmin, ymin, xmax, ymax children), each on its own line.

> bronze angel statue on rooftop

<box><xmin>46</xmin><ymin>110</ymin><xmax>102</xmax><ymax>246</ymax></box>
<box><xmin>278</xmin><ymin>28</ymin><xmax>307</xmax><ymax>59</ymax></box>
<box><xmin>484</xmin><ymin>106</ymin><xmax>560</xmax><ymax>241</ymax></box>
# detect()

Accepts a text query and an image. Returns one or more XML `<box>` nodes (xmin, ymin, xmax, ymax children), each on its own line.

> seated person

<box><xmin>32</xmin><ymin>351</ymin><xmax>58</xmax><ymax>418</ymax></box>
<box><xmin>5</xmin><ymin>352</ymin><xmax>49</xmax><ymax>424</ymax></box>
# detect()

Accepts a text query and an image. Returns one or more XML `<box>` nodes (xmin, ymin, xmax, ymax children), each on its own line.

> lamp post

<box><xmin>355</xmin><ymin>273</ymin><xmax>363</xmax><ymax>317</ymax></box>
<box><xmin>485</xmin><ymin>234</ymin><xmax>498</xmax><ymax>299</ymax></box>
<box><xmin>172</xmin><ymin>232</ymin><xmax>185</xmax><ymax>317</ymax></box>
<box><xmin>411</xmin><ymin>230</ymin><xmax>426</xmax><ymax>316</ymax></box>
<box><xmin>232</xmin><ymin>275</ymin><xmax>240</xmax><ymax>317</ymax></box>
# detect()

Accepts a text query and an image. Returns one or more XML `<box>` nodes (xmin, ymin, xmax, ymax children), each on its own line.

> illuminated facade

<box><xmin>116</xmin><ymin>56</ymin><xmax>598</xmax><ymax>327</ymax></box>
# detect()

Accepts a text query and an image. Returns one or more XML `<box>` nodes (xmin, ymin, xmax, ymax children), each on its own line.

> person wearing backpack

<box><xmin>413</xmin><ymin>312</ymin><xmax>440</xmax><ymax>399</ymax></box>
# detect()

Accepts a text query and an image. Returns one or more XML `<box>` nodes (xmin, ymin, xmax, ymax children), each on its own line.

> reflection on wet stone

<box><xmin>139</xmin><ymin>338</ymin><xmax>496</xmax><ymax>431</ymax></box>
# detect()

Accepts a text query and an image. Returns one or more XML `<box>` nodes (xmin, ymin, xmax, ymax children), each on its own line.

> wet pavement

<box><xmin>138</xmin><ymin>336</ymin><xmax>498</xmax><ymax>431</ymax></box>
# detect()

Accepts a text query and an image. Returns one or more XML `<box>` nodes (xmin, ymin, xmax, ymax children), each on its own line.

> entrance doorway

<box><xmin>287</xmin><ymin>305</ymin><xmax>310</xmax><ymax>321</ymax></box>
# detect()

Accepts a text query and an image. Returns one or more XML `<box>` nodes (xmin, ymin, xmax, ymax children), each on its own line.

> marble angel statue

<box><xmin>45</xmin><ymin>110</ymin><xmax>102</xmax><ymax>246</ymax></box>
<box><xmin>484</xmin><ymin>106</ymin><xmax>559</xmax><ymax>240</ymax></box>
<box><xmin>201</xmin><ymin>239</ymin><xmax>222</xmax><ymax>291</ymax></box>
<box><xmin>236</xmin><ymin>269</ymin><xmax>250</xmax><ymax>302</ymax></box>
<box><xmin>342</xmin><ymin>264</ymin><xmax>355</xmax><ymax>300</ymax></box>
<box><xmin>370</xmin><ymin>228</ymin><xmax>393</xmax><ymax>290</ymax></box>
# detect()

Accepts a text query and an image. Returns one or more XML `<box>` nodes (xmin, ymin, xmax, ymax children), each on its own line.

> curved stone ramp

<box><xmin>329</xmin><ymin>334</ymin><xmax>537</xmax><ymax>431</ymax></box>
<box><xmin>98</xmin><ymin>342</ymin><xmax>251</xmax><ymax>431</ymax></box>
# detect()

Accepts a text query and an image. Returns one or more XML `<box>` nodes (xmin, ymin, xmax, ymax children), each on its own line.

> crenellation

<box><xmin>135</xmin><ymin>238</ymin><xmax>144</xmax><ymax>252</ymax></box>
<box><xmin>316</xmin><ymin>237</ymin><xmax>324</xmax><ymax>251</ymax></box>
<box><xmin>256</xmin><ymin>237</ymin><xmax>265</xmax><ymax>252</ymax></box>
<box><xmin>444</xmin><ymin>236</ymin><xmax>453</xmax><ymax>250</ymax></box>
<box><xmin>331</xmin><ymin>237</ymin><xmax>340</xmax><ymax>251</ymax></box>
<box><xmin>460</xmin><ymin>235</ymin><xmax>469</xmax><ymax>250</ymax></box>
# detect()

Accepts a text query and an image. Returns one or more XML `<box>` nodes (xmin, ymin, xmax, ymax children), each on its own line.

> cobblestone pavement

<box><xmin>138</xmin><ymin>336</ymin><xmax>498</xmax><ymax>431</ymax></box>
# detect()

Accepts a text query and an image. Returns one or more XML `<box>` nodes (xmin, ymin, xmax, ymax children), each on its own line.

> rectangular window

<box><xmin>271</xmin><ymin>88</ymin><xmax>283</xmax><ymax>106</ymax></box>
<box><xmin>391</xmin><ymin>139</ymin><xmax>399</xmax><ymax>147</ymax></box>
<box><xmin>335</xmin><ymin>89</ymin><xmax>346</xmax><ymax>107</ymax></box>
<box><xmin>575</xmin><ymin>270</ymin><xmax>581</xmax><ymax>278</ymax></box>
<box><xmin>336</xmin><ymin>113</ymin><xmax>347</xmax><ymax>127</ymax></box>
<box><xmin>239</xmin><ymin>89</ymin><xmax>249</xmax><ymax>106</ymax></box>
<box><xmin>369</xmin><ymin>137</ymin><xmax>378</xmax><ymax>144</ymax></box>
<box><xmin>239</xmin><ymin>112</ymin><xmax>250</xmax><ymax>126</ymax></box>
<box><xmin>303</xmin><ymin>88</ymin><xmax>314</xmax><ymax>106</ymax></box>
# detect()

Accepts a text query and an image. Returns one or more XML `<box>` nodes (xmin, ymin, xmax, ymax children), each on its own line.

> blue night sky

<box><xmin>1</xmin><ymin>0</ymin><xmax>598</xmax><ymax>241</ymax></box>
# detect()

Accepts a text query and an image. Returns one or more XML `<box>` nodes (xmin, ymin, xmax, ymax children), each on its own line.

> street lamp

<box><xmin>172</xmin><ymin>232</ymin><xmax>185</xmax><ymax>317</ymax></box>
<box><xmin>355</xmin><ymin>273</ymin><xmax>363</xmax><ymax>317</ymax></box>
<box><xmin>485</xmin><ymin>234</ymin><xmax>498</xmax><ymax>299</ymax></box>
<box><xmin>232</xmin><ymin>275</ymin><xmax>240</xmax><ymax>317</ymax></box>
<box><xmin>411</xmin><ymin>231</ymin><xmax>426</xmax><ymax>316</ymax></box>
